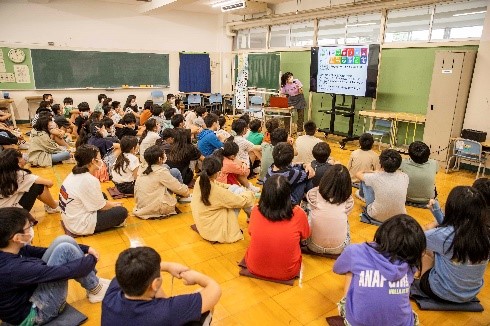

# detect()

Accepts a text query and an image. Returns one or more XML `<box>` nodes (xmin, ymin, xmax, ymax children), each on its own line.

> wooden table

<box><xmin>263</xmin><ymin>106</ymin><xmax>295</xmax><ymax>135</ymax></box>
<box><xmin>25</xmin><ymin>96</ymin><xmax>44</xmax><ymax>121</ymax></box>
<box><xmin>359</xmin><ymin>110</ymin><xmax>426</xmax><ymax>148</ymax></box>
<box><xmin>0</xmin><ymin>99</ymin><xmax>18</xmax><ymax>128</ymax></box>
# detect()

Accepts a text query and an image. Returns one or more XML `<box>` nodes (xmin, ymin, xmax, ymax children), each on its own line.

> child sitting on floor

<box><xmin>28</xmin><ymin>115</ymin><xmax>71</xmax><ymax>167</ymax></box>
<box><xmin>400</xmin><ymin>141</ymin><xmax>438</xmax><ymax>204</ymax></box>
<box><xmin>305</xmin><ymin>164</ymin><xmax>353</xmax><ymax>255</ymax></box>
<box><xmin>231</xmin><ymin>118</ymin><xmax>261</xmax><ymax>174</ymax></box>
<box><xmin>0</xmin><ymin>208</ymin><xmax>110</xmax><ymax>325</ymax></box>
<box><xmin>60</xmin><ymin>145</ymin><xmax>128</xmax><ymax>235</ymax></box>
<box><xmin>162</xmin><ymin>106</ymin><xmax>176</xmax><ymax>130</ymax></box>
<box><xmin>197</xmin><ymin>114</ymin><xmax>223</xmax><ymax>157</ymax></box>
<box><xmin>245</xmin><ymin>175</ymin><xmax>310</xmax><ymax>281</ymax></box>
<box><xmin>333</xmin><ymin>214</ymin><xmax>426</xmax><ymax>326</ymax></box>
<box><xmin>356</xmin><ymin>149</ymin><xmax>408</xmax><ymax>224</ymax></box>
<box><xmin>308</xmin><ymin>142</ymin><xmax>333</xmax><ymax>190</ymax></box>
<box><xmin>420</xmin><ymin>186</ymin><xmax>489</xmax><ymax>303</ymax></box>
<box><xmin>264</xmin><ymin>142</ymin><xmax>315</xmax><ymax>205</ymax></box>
<box><xmin>115</xmin><ymin>113</ymin><xmax>144</xmax><ymax>140</ymax></box>
<box><xmin>112</xmin><ymin>136</ymin><xmax>140</xmax><ymax>195</ymax></box>
<box><xmin>246</xmin><ymin>119</ymin><xmax>264</xmax><ymax>145</ymax></box>
<box><xmin>193</xmin><ymin>106</ymin><xmax>208</xmax><ymax>130</ymax></box>
<box><xmin>63</xmin><ymin>97</ymin><xmax>79</xmax><ymax>122</ymax></box>
<box><xmin>191</xmin><ymin>157</ymin><xmax>255</xmax><ymax>243</ymax></box>
<box><xmin>348</xmin><ymin>133</ymin><xmax>380</xmax><ymax>184</ymax></box>
<box><xmin>293</xmin><ymin>121</ymin><xmax>322</xmax><ymax>164</ymax></box>
<box><xmin>101</xmin><ymin>246</ymin><xmax>221</xmax><ymax>326</ymax></box>
<box><xmin>139</xmin><ymin>119</ymin><xmax>162</xmax><ymax>171</ymax></box>
<box><xmin>214</xmin><ymin>140</ymin><xmax>259</xmax><ymax>193</ymax></box>
<box><xmin>0</xmin><ymin>149</ymin><xmax>60</xmax><ymax>213</ymax></box>
<box><xmin>133</xmin><ymin>145</ymin><xmax>190</xmax><ymax>219</ymax></box>
<box><xmin>216</xmin><ymin>115</ymin><xmax>231</xmax><ymax>140</ymax></box>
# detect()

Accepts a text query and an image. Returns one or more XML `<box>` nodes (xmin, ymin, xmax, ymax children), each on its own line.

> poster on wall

<box><xmin>235</xmin><ymin>53</ymin><xmax>248</xmax><ymax>112</ymax></box>
<box><xmin>14</xmin><ymin>65</ymin><xmax>31</xmax><ymax>83</ymax></box>
<box><xmin>310</xmin><ymin>44</ymin><xmax>380</xmax><ymax>98</ymax></box>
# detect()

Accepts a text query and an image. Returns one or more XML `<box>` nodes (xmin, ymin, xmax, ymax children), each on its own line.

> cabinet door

<box><xmin>423</xmin><ymin>52</ymin><xmax>465</xmax><ymax>161</ymax></box>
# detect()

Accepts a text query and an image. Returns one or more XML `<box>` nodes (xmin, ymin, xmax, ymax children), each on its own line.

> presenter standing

<box><xmin>280</xmin><ymin>72</ymin><xmax>307</xmax><ymax>134</ymax></box>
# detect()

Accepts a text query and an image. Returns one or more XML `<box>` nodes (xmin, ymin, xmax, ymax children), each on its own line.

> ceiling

<box><xmin>93</xmin><ymin>0</ymin><xmax>308</xmax><ymax>14</ymax></box>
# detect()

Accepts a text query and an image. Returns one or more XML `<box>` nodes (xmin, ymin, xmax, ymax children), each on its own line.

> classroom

<box><xmin>1</xmin><ymin>0</ymin><xmax>490</xmax><ymax>325</ymax></box>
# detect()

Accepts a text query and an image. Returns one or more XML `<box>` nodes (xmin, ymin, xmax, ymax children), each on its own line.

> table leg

<box><xmin>390</xmin><ymin>119</ymin><xmax>397</xmax><ymax>148</ymax></box>
<box><xmin>9</xmin><ymin>102</ymin><xmax>17</xmax><ymax>128</ymax></box>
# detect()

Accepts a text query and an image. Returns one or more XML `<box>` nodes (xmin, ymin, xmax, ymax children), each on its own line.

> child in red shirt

<box><xmin>245</xmin><ymin>174</ymin><xmax>310</xmax><ymax>280</ymax></box>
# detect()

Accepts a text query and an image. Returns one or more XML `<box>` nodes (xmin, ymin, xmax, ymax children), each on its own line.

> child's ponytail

<box><xmin>114</xmin><ymin>136</ymin><xmax>138</xmax><ymax>175</ymax></box>
<box><xmin>199</xmin><ymin>157</ymin><xmax>222</xmax><ymax>206</ymax></box>
<box><xmin>142</xmin><ymin>145</ymin><xmax>164</xmax><ymax>176</ymax></box>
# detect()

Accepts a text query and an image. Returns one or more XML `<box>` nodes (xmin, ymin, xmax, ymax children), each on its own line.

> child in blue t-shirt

<box><xmin>197</xmin><ymin>113</ymin><xmax>224</xmax><ymax>157</ymax></box>
<box><xmin>102</xmin><ymin>247</ymin><xmax>221</xmax><ymax>326</ymax></box>
<box><xmin>333</xmin><ymin>214</ymin><xmax>426</xmax><ymax>326</ymax></box>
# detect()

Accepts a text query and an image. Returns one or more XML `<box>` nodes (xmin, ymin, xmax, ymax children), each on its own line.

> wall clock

<box><xmin>8</xmin><ymin>48</ymin><xmax>26</xmax><ymax>64</ymax></box>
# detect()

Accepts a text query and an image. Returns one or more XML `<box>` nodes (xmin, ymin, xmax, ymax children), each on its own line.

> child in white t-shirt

<box><xmin>231</xmin><ymin>119</ymin><xmax>261</xmax><ymax>171</ymax></box>
<box><xmin>112</xmin><ymin>136</ymin><xmax>140</xmax><ymax>195</ymax></box>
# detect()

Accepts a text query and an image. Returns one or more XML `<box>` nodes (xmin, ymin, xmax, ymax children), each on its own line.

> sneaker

<box><xmin>44</xmin><ymin>204</ymin><xmax>61</xmax><ymax>214</ymax></box>
<box><xmin>248</xmin><ymin>184</ymin><xmax>260</xmax><ymax>193</ymax></box>
<box><xmin>178</xmin><ymin>195</ymin><xmax>192</xmax><ymax>203</ymax></box>
<box><xmin>88</xmin><ymin>278</ymin><xmax>111</xmax><ymax>303</ymax></box>
<box><xmin>355</xmin><ymin>190</ymin><xmax>365</xmax><ymax>203</ymax></box>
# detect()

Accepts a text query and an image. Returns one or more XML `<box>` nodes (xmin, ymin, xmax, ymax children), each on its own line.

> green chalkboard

<box><xmin>248</xmin><ymin>53</ymin><xmax>280</xmax><ymax>90</ymax></box>
<box><xmin>31</xmin><ymin>49</ymin><xmax>169</xmax><ymax>89</ymax></box>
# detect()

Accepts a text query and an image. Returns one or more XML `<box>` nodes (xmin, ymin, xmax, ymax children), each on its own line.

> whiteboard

<box><xmin>317</xmin><ymin>45</ymin><xmax>371</xmax><ymax>96</ymax></box>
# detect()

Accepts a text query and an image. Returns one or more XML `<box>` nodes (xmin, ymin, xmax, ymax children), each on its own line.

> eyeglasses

<box><xmin>24</xmin><ymin>220</ymin><xmax>38</xmax><ymax>231</ymax></box>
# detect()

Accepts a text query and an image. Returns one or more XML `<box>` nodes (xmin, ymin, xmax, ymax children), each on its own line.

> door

<box><xmin>423</xmin><ymin>51</ymin><xmax>465</xmax><ymax>161</ymax></box>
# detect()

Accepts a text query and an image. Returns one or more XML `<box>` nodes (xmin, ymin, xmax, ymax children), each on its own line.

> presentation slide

<box><xmin>317</xmin><ymin>45</ymin><xmax>370</xmax><ymax>96</ymax></box>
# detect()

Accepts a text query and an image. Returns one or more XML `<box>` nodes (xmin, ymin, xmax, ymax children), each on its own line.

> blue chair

<box><xmin>245</xmin><ymin>95</ymin><xmax>263</xmax><ymax>118</ymax></box>
<box><xmin>187</xmin><ymin>94</ymin><xmax>202</xmax><ymax>110</ymax></box>
<box><xmin>366</xmin><ymin>119</ymin><xmax>392</xmax><ymax>150</ymax></box>
<box><xmin>206</xmin><ymin>93</ymin><xmax>223</xmax><ymax>114</ymax></box>
<box><xmin>150</xmin><ymin>90</ymin><xmax>164</xmax><ymax>105</ymax></box>
<box><xmin>446</xmin><ymin>138</ymin><xmax>486</xmax><ymax>179</ymax></box>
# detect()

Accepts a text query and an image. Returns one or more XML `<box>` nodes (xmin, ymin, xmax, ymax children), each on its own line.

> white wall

<box><xmin>463</xmin><ymin>0</ymin><xmax>490</xmax><ymax>142</ymax></box>
<box><xmin>0</xmin><ymin>0</ymin><xmax>234</xmax><ymax>120</ymax></box>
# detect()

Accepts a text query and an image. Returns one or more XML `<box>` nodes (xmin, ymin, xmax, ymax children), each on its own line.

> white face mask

<box><xmin>101</xmin><ymin>130</ymin><xmax>108</xmax><ymax>138</ymax></box>
<box><xmin>20</xmin><ymin>227</ymin><xmax>34</xmax><ymax>245</ymax></box>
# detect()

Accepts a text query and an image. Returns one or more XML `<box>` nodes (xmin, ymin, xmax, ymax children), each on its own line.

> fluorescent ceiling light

<box><xmin>211</xmin><ymin>0</ymin><xmax>241</xmax><ymax>7</ymax></box>
<box><xmin>453</xmin><ymin>10</ymin><xmax>486</xmax><ymax>17</ymax></box>
<box><xmin>346</xmin><ymin>22</ymin><xmax>376</xmax><ymax>27</ymax></box>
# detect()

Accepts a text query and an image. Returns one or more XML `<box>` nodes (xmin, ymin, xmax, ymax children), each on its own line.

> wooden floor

<box><xmin>25</xmin><ymin>128</ymin><xmax>490</xmax><ymax>326</ymax></box>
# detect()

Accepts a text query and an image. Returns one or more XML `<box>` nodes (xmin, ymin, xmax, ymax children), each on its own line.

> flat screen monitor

<box><xmin>310</xmin><ymin>44</ymin><xmax>380</xmax><ymax>98</ymax></box>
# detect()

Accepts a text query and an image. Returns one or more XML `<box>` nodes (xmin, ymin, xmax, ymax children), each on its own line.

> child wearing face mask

<box><xmin>0</xmin><ymin>207</ymin><xmax>112</xmax><ymax>325</ymax></box>
<box><xmin>133</xmin><ymin>145</ymin><xmax>191</xmax><ymax>219</ymax></box>
<box><xmin>83</xmin><ymin>122</ymin><xmax>120</xmax><ymax>178</ymax></box>
<box><xmin>74</xmin><ymin>102</ymin><xmax>91</xmax><ymax>135</ymax></box>
<box><xmin>59</xmin><ymin>145</ymin><xmax>128</xmax><ymax>235</ymax></box>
